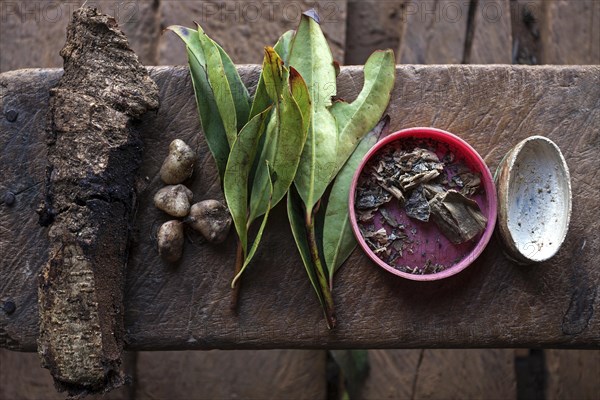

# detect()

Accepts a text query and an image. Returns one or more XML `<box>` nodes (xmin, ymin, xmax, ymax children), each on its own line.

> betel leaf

<box><xmin>213</xmin><ymin>41</ymin><xmax>251</xmax><ymax>131</ymax></box>
<box><xmin>287</xmin><ymin>186</ymin><xmax>327</xmax><ymax>312</ymax></box>
<box><xmin>249</xmin><ymin>49</ymin><xmax>310</xmax><ymax>222</ymax></box>
<box><xmin>195</xmin><ymin>24</ymin><xmax>238</xmax><ymax>146</ymax></box>
<box><xmin>223</xmin><ymin>107</ymin><xmax>271</xmax><ymax>253</ymax></box>
<box><xmin>289</xmin><ymin>11</ymin><xmax>339</xmax><ymax>215</ymax></box>
<box><xmin>168</xmin><ymin>26</ymin><xmax>229</xmax><ymax>180</ymax></box>
<box><xmin>323</xmin><ymin>117</ymin><xmax>389</xmax><ymax>286</ymax></box>
<box><xmin>330</xmin><ymin>50</ymin><xmax>395</xmax><ymax>178</ymax></box>
<box><xmin>274</xmin><ymin>29</ymin><xmax>294</xmax><ymax>65</ymax></box>
<box><xmin>248</xmin><ymin>31</ymin><xmax>294</xmax><ymax>120</ymax></box>
<box><xmin>231</xmin><ymin>164</ymin><xmax>274</xmax><ymax>288</ymax></box>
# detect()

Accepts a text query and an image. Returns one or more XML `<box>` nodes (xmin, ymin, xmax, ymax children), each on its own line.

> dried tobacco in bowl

<box><xmin>352</xmin><ymin>130</ymin><xmax>495</xmax><ymax>279</ymax></box>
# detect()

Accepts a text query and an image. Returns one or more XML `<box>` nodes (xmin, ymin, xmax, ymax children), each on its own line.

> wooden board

<box><xmin>545</xmin><ymin>349</ymin><xmax>600</xmax><ymax>400</ymax></box>
<box><xmin>0</xmin><ymin>349</ymin><xmax>135</xmax><ymax>400</ymax></box>
<box><xmin>398</xmin><ymin>0</ymin><xmax>470</xmax><ymax>64</ymax></box>
<box><xmin>158</xmin><ymin>0</ymin><xmax>347</xmax><ymax>65</ymax></box>
<box><xmin>0</xmin><ymin>0</ymin><xmax>161</xmax><ymax>72</ymax></box>
<box><xmin>510</xmin><ymin>0</ymin><xmax>544</xmax><ymax>65</ymax></box>
<box><xmin>345</xmin><ymin>0</ymin><xmax>405</xmax><ymax>65</ymax></box>
<box><xmin>469</xmin><ymin>0</ymin><xmax>512</xmax><ymax>63</ymax></box>
<box><xmin>358</xmin><ymin>349</ymin><xmax>516</xmax><ymax>399</ymax></box>
<box><xmin>135</xmin><ymin>350</ymin><xmax>326</xmax><ymax>400</ymax></box>
<box><xmin>541</xmin><ymin>0</ymin><xmax>600</xmax><ymax>65</ymax></box>
<box><xmin>1</xmin><ymin>65</ymin><xmax>599</xmax><ymax>351</ymax></box>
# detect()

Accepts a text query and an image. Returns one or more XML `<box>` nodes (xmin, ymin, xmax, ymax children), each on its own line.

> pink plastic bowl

<box><xmin>349</xmin><ymin>127</ymin><xmax>498</xmax><ymax>281</ymax></box>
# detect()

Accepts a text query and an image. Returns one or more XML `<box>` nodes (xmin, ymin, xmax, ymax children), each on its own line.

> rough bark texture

<box><xmin>35</xmin><ymin>7</ymin><xmax>158</xmax><ymax>396</ymax></box>
<box><xmin>0</xmin><ymin>65</ymin><xmax>598</xmax><ymax>352</ymax></box>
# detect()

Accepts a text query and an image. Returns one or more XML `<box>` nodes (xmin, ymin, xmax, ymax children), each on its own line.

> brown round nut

<box><xmin>159</xmin><ymin>139</ymin><xmax>196</xmax><ymax>184</ymax></box>
<box><xmin>157</xmin><ymin>220</ymin><xmax>184</xmax><ymax>263</ymax></box>
<box><xmin>154</xmin><ymin>184</ymin><xmax>193</xmax><ymax>217</ymax></box>
<box><xmin>186</xmin><ymin>200</ymin><xmax>232</xmax><ymax>244</ymax></box>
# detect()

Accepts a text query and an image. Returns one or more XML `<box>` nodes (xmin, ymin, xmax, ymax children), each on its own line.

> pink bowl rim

<box><xmin>348</xmin><ymin>127</ymin><xmax>498</xmax><ymax>281</ymax></box>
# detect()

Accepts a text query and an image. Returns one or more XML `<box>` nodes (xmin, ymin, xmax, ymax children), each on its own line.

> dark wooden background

<box><xmin>1</xmin><ymin>1</ymin><xmax>598</xmax><ymax>399</ymax></box>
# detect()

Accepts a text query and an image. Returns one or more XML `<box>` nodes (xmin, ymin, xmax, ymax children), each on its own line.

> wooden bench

<box><xmin>1</xmin><ymin>64</ymin><xmax>598</xmax><ymax>352</ymax></box>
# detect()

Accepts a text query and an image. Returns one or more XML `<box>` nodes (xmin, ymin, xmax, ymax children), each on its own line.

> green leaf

<box><xmin>330</xmin><ymin>50</ymin><xmax>395</xmax><ymax>176</ymax></box>
<box><xmin>287</xmin><ymin>186</ymin><xmax>327</xmax><ymax>312</ymax></box>
<box><xmin>196</xmin><ymin>24</ymin><xmax>238</xmax><ymax>146</ymax></box>
<box><xmin>323</xmin><ymin>117</ymin><xmax>389</xmax><ymax>286</ymax></box>
<box><xmin>289</xmin><ymin>12</ymin><xmax>339</xmax><ymax>215</ymax></box>
<box><xmin>231</xmin><ymin>163</ymin><xmax>274</xmax><ymax>288</ymax></box>
<box><xmin>168</xmin><ymin>26</ymin><xmax>229</xmax><ymax>180</ymax></box>
<box><xmin>248</xmin><ymin>49</ymin><xmax>310</xmax><ymax>222</ymax></box>
<box><xmin>213</xmin><ymin>41</ymin><xmax>251</xmax><ymax>131</ymax></box>
<box><xmin>330</xmin><ymin>350</ymin><xmax>370</xmax><ymax>399</ymax></box>
<box><xmin>274</xmin><ymin>30</ymin><xmax>294</xmax><ymax>65</ymax></box>
<box><xmin>248</xmin><ymin>31</ymin><xmax>294</xmax><ymax>120</ymax></box>
<box><xmin>223</xmin><ymin>107</ymin><xmax>271</xmax><ymax>253</ymax></box>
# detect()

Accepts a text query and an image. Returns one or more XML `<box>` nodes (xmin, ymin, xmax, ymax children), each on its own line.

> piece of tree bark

<box><xmin>36</xmin><ymin>7</ymin><xmax>158</xmax><ymax>396</ymax></box>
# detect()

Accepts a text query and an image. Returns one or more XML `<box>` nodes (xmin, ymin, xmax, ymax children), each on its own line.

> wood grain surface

<box><xmin>1</xmin><ymin>65</ymin><xmax>599</xmax><ymax>351</ymax></box>
<box><xmin>135</xmin><ymin>350</ymin><xmax>326</xmax><ymax>400</ymax></box>
<box><xmin>357</xmin><ymin>349</ymin><xmax>516</xmax><ymax>399</ymax></box>
<box><xmin>398</xmin><ymin>0</ymin><xmax>469</xmax><ymax>64</ymax></box>
<box><xmin>469</xmin><ymin>0</ymin><xmax>512</xmax><ymax>64</ymax></box>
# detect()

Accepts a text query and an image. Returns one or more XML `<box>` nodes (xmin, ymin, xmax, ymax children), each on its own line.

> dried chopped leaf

<box><xmin>429</xmin><ymin>190</ymin><xmax>487</xmax><ymax>244</ymax></box>
<box><xmin>357</xmin><ymin>209</ymin><xmax>377</xmax><ymax>222</ymax></box>
<box><xmin>356</xmin><ymin>186</ymin><xmax>392</xmax><ymax>210</ymax></box>
<box><xmin>397</xmin><ymin>169</ymin><xmax>441</xmax><ymax>191</ymax></box>
<box><xmin>380</xmin><ymin>207</ymin><xmax>399</xmax><ymax>227</ymax></box>
<box><xmin>405</xmin><ymin>186</ymin><xmax>430</xmax><ymax>222</ymax></box>
<box><xmin>453</xmin><ymin>168</ymin><xmax>481</xmax><ymax>197</ymax></box>
<box><xmin>421</xmin><ymin>183</ymin><xmax>444</xmax><ymax>200</ymax></box>
<box><xmin>377</xmin><ymin>180</ymin><xmax>405</xmax><ymax>203</ymax></box>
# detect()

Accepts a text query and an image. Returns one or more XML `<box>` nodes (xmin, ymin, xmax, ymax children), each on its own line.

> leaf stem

<box><xmin>230</xmin><ymin>238</ymin><xmax>244</xmax><ymax>313</ymax></box>
<box><xmin>305</xmin><ymin>209</ymin><xmax>336</xmax><ymax>329</ymax></box>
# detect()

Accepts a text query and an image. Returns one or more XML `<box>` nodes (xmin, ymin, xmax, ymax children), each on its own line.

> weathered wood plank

<box><xmin>546</xmin><ymin>350</ymin><xmax>600</xmax><ymax>400</ymax></box>
<box><xmin>345</xmin><ymin>0</ymin><xmax>405</xmax><ymax>65</ymax></box>
<box><xmin>158</xmin><ymin>0</ymin><xmax>347</xmax><ymax>65</ymax></box>
<box><xmin>1</xmin><ymin>65</ymin><xmax>599</xmax><ymax>351</ymax></box>
<box><xmin>541</xmin><ymin>0</ymin><xmax>600</xmax><ymax>64</ymax></box>
<box><xmin>398</xmin><ymin>0</ymin><xmax>470</xmax><ymax>64</ymax></box>
<box><xmin>0</xmin><ymin>349</ymin><xmax>135</xmax><ymax>400</ymax></box>
<box><xmin>0</xmin><ymin>0</ymin><xmax>161</xmax><ymax>72</ymax></box>
<box><xmin>511</xmin><ymin>0</ymin><xmax>543</xmax><ymax>65</ymax></box>
<box><xmin>469</xmin><ymin>0</ymin><xmax>512</xmax><ymax>63</ymax></box>
<box><xmin>135</xmin><ymin>350</ymin><xmax>326</xmax><ymax>399</ymax></box>
<box><xmin>358</xmin><ymin>349</ymin><xmax>516</xmax><ymax>399</ymax></box>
